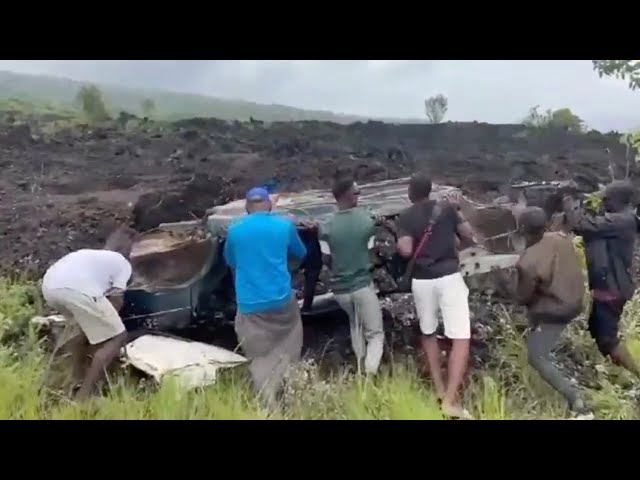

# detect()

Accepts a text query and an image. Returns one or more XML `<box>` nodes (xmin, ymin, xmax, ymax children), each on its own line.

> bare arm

<box><xmin>105</xmin><ymin>287</ymin><xmax>125</xmax><ymax>312</ymax></box>
<box><xmin>317</xmin><ymin>224</ymin><xmax>332</xmax><ymax>269</ymax></box>
<box><xmin>397</xmin><ymin>235</ymin><xmax>414</xmax><ymax>258</ymax></box>
<box><xmin>455</xmin><ymin>210</ymin><xmax>476</xmax><ymax>248</ymax></box>
<box><xmin>395</xmin><ymin>209</ymin><xmax>415</xmax><ymax>258</ymax></box>
<box><xmin>107</xmin><ymin>260</ymin><xmax>131</xmax><ymax>313</ymax></box>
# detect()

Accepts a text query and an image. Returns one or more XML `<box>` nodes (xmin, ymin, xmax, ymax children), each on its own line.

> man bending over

<box><xmin>41</xmin><ymin>227</ymin><xmax>136</xmax><ymax>400</ymax></box>
<box><xmin>499</xmin><ymin>207</ymin><xmax>592</xmax><ymax>418</ymax></box>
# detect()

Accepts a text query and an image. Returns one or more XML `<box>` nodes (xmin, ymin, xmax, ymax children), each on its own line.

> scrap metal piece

<box><xmin>124</xmin><ymin>334</ymin><xmax>247</xmax><ymax>389</ymax></box>
<box><xmin>460</xmin><ymin>252</ymin><xmax>520</xmax><ymax>278</ymax></box>
<box><xmin>30</xmin><ymin>315</ymin><xmax>248</xmax><ymax>390</ymax></box>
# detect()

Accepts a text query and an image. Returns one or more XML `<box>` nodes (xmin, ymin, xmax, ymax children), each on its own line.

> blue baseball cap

<box><xmin>246</xmin><ymin>187</ymin><xmax>270</xmax><ymax>202</ymax></box>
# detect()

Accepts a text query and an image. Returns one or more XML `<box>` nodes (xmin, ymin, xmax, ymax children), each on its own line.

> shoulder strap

<box><xmin>410</xmin><ymin>204</ymin><xmax>442</xmax><ymax>261</ymax></box>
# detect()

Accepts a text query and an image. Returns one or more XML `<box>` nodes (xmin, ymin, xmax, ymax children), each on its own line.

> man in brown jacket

<box><xmin>499</xmin><ymin>207</ymin><xmax>592</xmax><ymax>418</ymax></box>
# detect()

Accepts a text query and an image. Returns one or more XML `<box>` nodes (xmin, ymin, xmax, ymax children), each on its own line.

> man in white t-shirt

<box><xmin>42</xmin><ymin>227</ymin><xmax>137</xmax><ymax>400</ymax></box>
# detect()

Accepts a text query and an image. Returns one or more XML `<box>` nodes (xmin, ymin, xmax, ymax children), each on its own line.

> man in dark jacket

<box><xmin>563</xmin><ymin>181</ymin><xmax>640</xmax><ymax>378</ymax></box>
<box><xmin>504</xmin><ymin>207</ymin><xmax>591</xmax><ymax>417</ymax></box>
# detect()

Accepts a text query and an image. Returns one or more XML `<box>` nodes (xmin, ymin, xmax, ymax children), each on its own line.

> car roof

<box><xmin>206</xmin><ymin>177</ymin><xmax>463</xmax><ymax>236</ymax></box>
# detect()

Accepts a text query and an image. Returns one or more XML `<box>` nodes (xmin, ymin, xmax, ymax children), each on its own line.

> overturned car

<box><xmin>119</xmin><ymin>177</ymin><xmax>578</xmax><ymax>336</ymax></box>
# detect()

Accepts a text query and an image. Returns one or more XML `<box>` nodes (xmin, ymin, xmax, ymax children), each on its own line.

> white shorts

<box><xmin>412</xmin><ymin>272</ymin><xmax>471</xmax><ymax>339</ymax></box>
<box><xmin>42</xmin><ymin>287</ymin><xmax>126</xmax><ymax>345</ymax></box>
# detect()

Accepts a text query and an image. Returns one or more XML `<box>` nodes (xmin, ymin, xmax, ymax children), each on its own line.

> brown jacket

<box><xmin>516</xmin><ymin>232</ymin><xmax>585</xmax><ymax>323</ymax></box>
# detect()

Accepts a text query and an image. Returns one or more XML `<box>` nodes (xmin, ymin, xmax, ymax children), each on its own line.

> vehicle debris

<box><xmin>31</xmin><ymin>315</ymin><xmax>248</xmax><ymax>389</ymax></box>
<box><xmin>124</xmin><ymin>334</ymin><xmax>247</xmax><ymax>389</ymax></box>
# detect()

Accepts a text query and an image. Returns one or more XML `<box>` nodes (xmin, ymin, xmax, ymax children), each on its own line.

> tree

<box><xmin>548</xmin><ymin>108</ymin><xmax>585</xmax><ymax>133</ymax></box>
<box><xmin>593</xmin><ymin>61</ymin><xmax>640</xmax><ymax>177</ymax></box>
<box><xmin>74</xmin><ymin>84</ymin><xmax>110</xmax><ymax>123</ymax></box>
<box><xmin>522</xmin><ymin>105</ymin><xmax>585</xmax><ymax>133</ymax></box>
<box><xmin>592</xmin><ymin>60</ymin><xmax>640</xmax><ymax>91</ymax></box>
<box><xmin>523</xmin><ymin>105</ymin><xmax>552</xmax><ymax>128</ymax></box>
<box><xmin>141</xmin><ymin>98</ymin><xmax>156</xmax><ymax>118</ymax></box>
<box><xmin>424</xmin><ymin>94</ymin><xmax>448</xmax><ymax>124</ymax></box>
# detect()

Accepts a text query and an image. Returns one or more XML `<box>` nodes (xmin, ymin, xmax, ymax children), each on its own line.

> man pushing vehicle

<box><xmin>223</xmin><ymin>187</ymin><xmax>307</xmax><ymax>410</ymax></box>
<box><xmin>41</xmin><ymin>226</ymin><xmax>137</xmax><ymax>400</ymax></box>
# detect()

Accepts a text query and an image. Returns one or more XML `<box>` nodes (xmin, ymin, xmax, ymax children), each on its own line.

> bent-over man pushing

<box><xmin>497</xmin><ymin>207</ymin><xmax>592</xmax><ymax>418</ymax></box>
<box><xmin>41</xmin><ymin>227</ymin><xmax>136</xmax><ymax>400</ymax></box>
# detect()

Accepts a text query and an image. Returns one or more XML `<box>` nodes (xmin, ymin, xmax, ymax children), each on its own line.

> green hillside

<box><xmin>0</xmin><ymin>69</ymin><xmax>423</xmax><ymax>124</ymax></box>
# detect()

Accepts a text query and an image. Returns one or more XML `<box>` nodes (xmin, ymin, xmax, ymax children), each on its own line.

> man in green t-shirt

<box><xmin>319</xmin><ymin>176</ymin><xmax>384</xmax><ymax>375</ymax></box>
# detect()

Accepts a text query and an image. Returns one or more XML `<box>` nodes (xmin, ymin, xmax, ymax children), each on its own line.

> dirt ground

<box><xmin>0</xmin><ymin>118</ymin><xmax>633</xmax><ymax>277</ymax></box>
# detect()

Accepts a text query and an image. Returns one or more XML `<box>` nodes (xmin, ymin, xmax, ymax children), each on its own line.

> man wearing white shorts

<box><xmin>41</xmin><ymin>227</ymin><xmax>136</xmax><ymax>400</ymax></box>
<box><xmin>397</xmin><ymin>173</ymin><xmax>476</xmax><ymax>419</ymax></box>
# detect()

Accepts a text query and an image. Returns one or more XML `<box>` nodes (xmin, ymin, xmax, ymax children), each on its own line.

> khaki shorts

<box><xmin>43</xmin><ymin>288</ymin><xmax>126</xmax><ymax>345</ymax></box>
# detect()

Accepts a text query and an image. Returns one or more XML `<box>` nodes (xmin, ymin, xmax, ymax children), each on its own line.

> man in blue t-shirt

<box><xmin>223</xmin><ymin>187</ymin><xmax>307</xmax><ymax>408</ymax></box>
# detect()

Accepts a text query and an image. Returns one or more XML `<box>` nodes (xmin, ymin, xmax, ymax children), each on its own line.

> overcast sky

<box><xmin>1</xmin><ymin>60</ymin><xmax>639</xmax><ymax>131</ymax></box>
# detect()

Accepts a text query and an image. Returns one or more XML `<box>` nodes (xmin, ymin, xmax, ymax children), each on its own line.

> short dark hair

<box><xmin>605</xmin><ymin>180</ymin><xmax>635</xmax><ymax>206</ymax></box>
<box><xmin>104</xmin><ymin>226</ymin><xmax>137</xmax><ymax>253</ymax></box>
<box><xmin>332</xmin><ymin>176</ymin><xmax>355</xmax><ymax>200</ymax></box>
<box><xmin>409</xmin><ymin>173</ymin><xmax>432</xmax><ymax>200</ymax></box>
<box><xmin>519</xmin><ymin>207</ymin><xmax>547</xmax><ymax>234</ymax></box>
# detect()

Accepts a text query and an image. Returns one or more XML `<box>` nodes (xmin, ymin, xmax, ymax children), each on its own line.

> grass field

<box><xmin>1</xmin><ymin>278</ymin><xmax>639</xmax><ymax>420</ymax></box>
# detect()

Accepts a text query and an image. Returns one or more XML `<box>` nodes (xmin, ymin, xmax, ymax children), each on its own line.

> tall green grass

<box><xmin>0</xmin><ymin>278</ymin><xmax>638</xmax><ymax>420</ymax></box>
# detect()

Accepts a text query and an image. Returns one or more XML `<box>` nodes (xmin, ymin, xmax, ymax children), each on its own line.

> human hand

<box><xmin>297</xmin><ymin>219</ymin><xmax>319</xmax><ymax>231</ymax></box>
<box><xmin>490</xmin><ymin>265</ymin><xmax>513</xmax><ymax>286</ymax></box>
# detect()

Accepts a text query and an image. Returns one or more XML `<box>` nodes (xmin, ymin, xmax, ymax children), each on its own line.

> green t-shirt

<box><xmin>320</xmin><ymin>207</ymin><xmax>376</xmax><ymax>294</ymax></box>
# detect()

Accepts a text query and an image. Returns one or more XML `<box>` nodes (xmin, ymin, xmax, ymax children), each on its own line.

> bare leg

<box><xmin>420</xmin><ymin>334</ymin><xmax>446</xmax><ymax>400</ymax></box>
<box><xmin>75</xmin><ymin>332</ymin><xmax>127</xmax><ymax>401</ymax></box>
<box><xmin>439</xmin><ymin>273</ymin><xmax>472</xmax><ymax>418</ymax></box>
<box><xmin>442</xmin><ymin>338</ymin><xmax>470</xmax><ymax>417</ymax></box>
<box><xmin>62</xmin><ymin>333</ymin><xmax>91</xmax><ymax>385</ymax></box>
<box><xmin>610</xmin><ymin>343</ymin><xmax>640</xmax><ymax>378</ymax></box>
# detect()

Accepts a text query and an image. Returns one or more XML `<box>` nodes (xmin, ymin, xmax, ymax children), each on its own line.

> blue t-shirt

<box><xmin>223</xmin><ymin>212</ymin><xmax>307</xmax><ymax>314</ymax></box>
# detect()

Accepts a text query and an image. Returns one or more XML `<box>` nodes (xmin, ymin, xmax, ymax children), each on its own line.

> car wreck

<box><xmin>121</xmin><ymin>176</ymin><xmax>581</xmax><ymax>332</ymax></box>
<box><xmin>34</xmin><ymin>176</ymin><xmax>582</xmax><ymax>388</ymax></box>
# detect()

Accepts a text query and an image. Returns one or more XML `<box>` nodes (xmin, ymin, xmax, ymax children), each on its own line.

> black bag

<box><xmin>397</xmin><ymin>205</ymin><xmax>441</xmax><ymax>292</ymax></box>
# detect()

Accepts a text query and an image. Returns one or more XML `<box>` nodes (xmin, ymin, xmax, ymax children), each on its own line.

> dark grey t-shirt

<box><xmin>396</xmin><ymin>200</ymin><xmax>461</xmax><ymax>280</ymax></box>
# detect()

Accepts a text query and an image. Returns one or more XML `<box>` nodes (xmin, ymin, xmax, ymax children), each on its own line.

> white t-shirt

<box><xmin>42</xmin><ymin>249</ymin><xmax>133</xmax><ymax>297</ymax></box>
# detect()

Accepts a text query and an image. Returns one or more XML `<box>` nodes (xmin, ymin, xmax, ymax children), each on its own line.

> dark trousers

<box><xmin>527</xmin><ymin>322</ymin><xmax>580</xmax><ymax>406</ymax></box>
<box><xmin>588</xmin><ymin>299</ymin><xmax>626</xmax><ymax>356</ymax></box>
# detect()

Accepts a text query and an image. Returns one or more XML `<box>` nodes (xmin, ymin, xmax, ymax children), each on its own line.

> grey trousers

<box><xmin>235</xmin><ymin>296</ymin><xmax>303</xmax><ymax>409</ymax></box>
<box><xmin>334</xmin><ymin>284</ymin><xmax>384</xmax><ymax>374</ymax></box>
<box><xmin>527</xmin><ymin>322</ymin><xmax>580</xmax><ymax>406</ymax></box>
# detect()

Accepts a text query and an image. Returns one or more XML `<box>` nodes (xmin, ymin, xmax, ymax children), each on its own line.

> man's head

<box><xmin>104</xmin><ymin>226</ymin><xmax>137</xmax><ymax>259</ymax></box>
<box><xmin>518</xmin><ymin>207</ymin><xmax>547</xmax><ymax>245</ymax></box>
<box><xmin>332</xmin><ymin>176</ymin><xmax>360</xmax><ymax>208</ymax></box>
<box><xmin>245</xmin><ymin>187</ymin><xmax>273</xmax><ymax>214</ymax></box>
<box><xmin>603</xmin><ymin>181</ymin><xmax>635</xmax><ymax>213</ymax></box>
<box><xmin>408</xmin><ymin>173</ymin><xmax>432</xmax><ymax>203</ymax></box>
